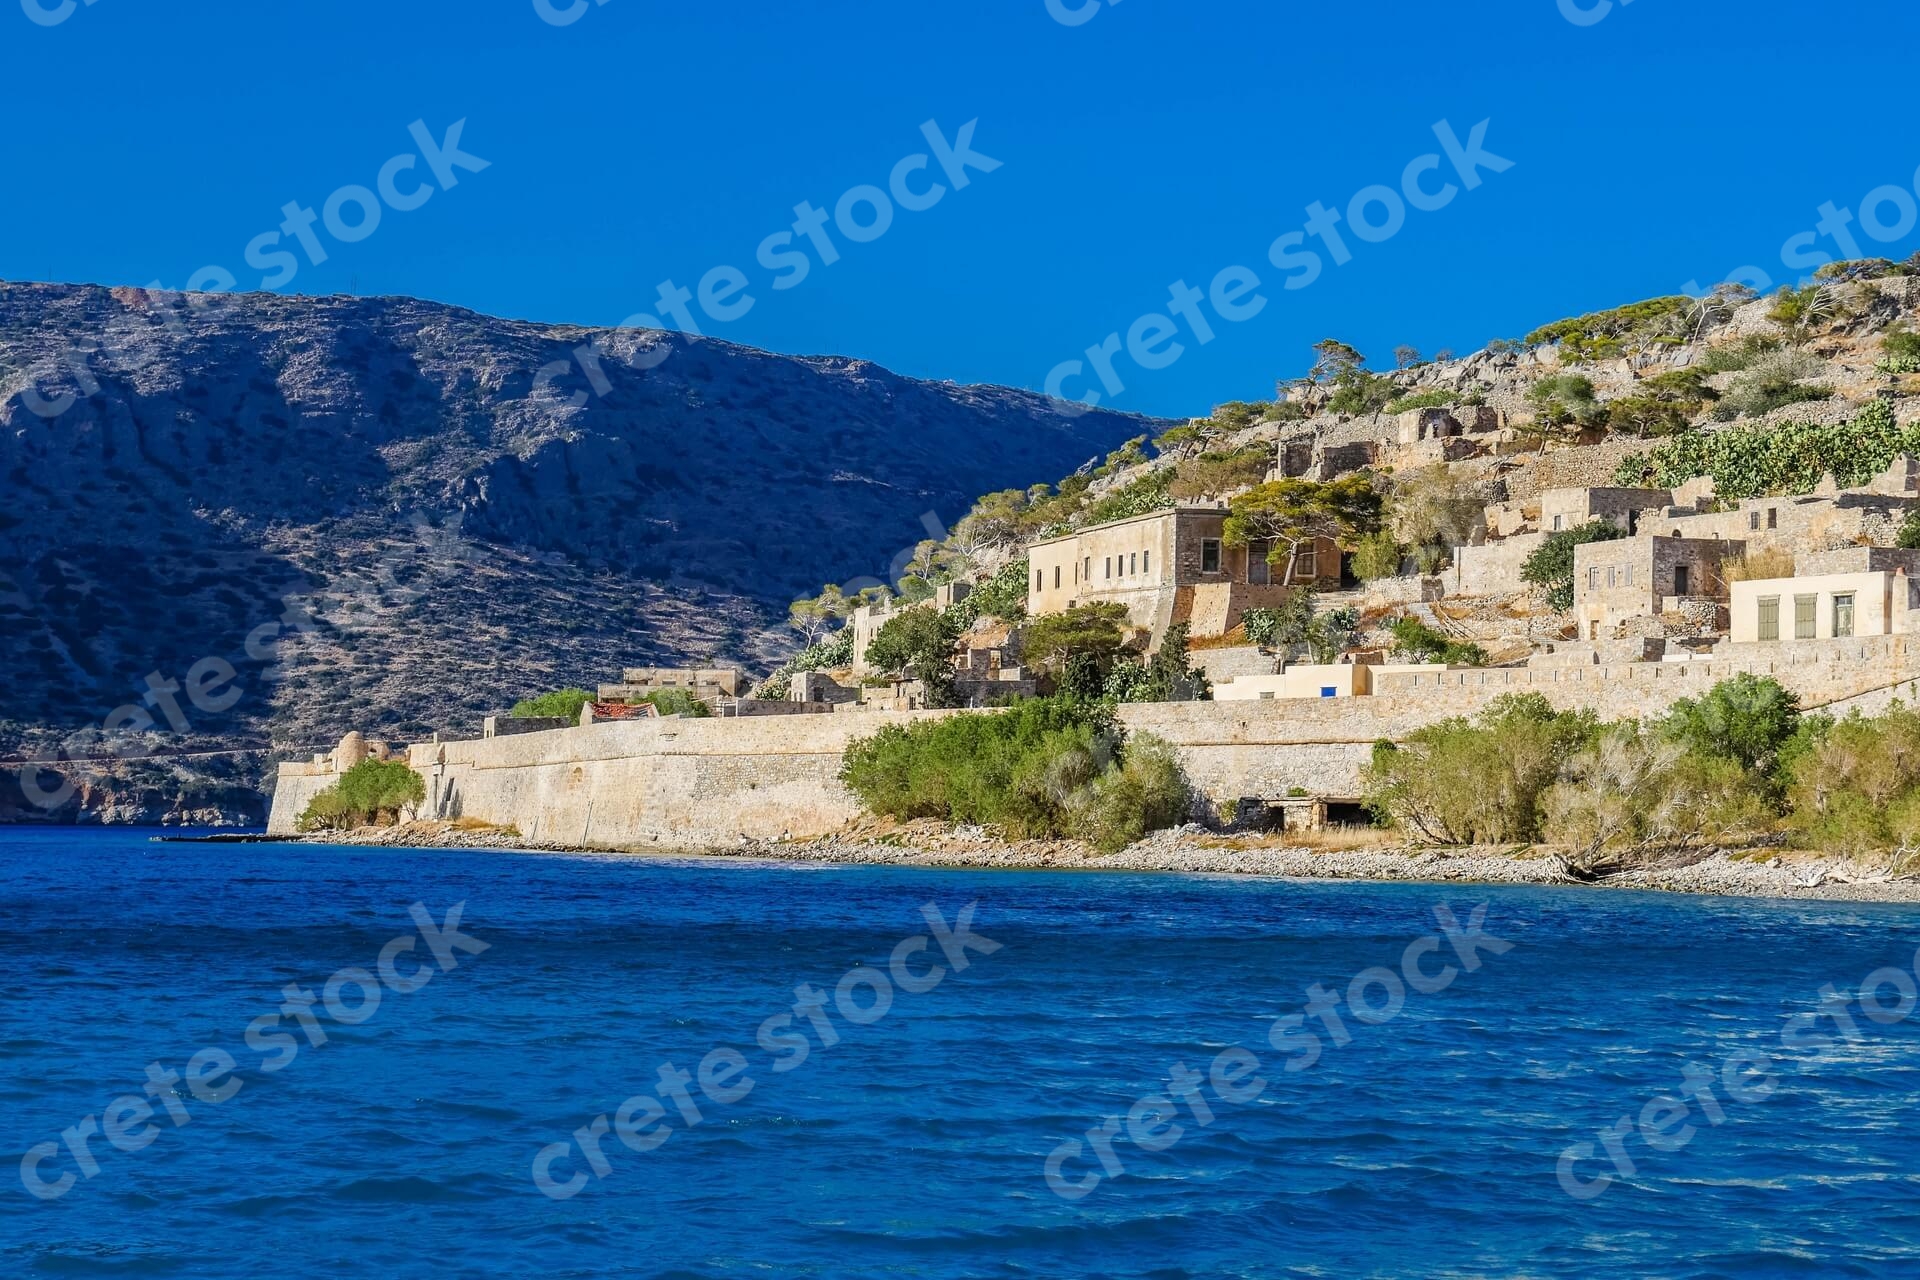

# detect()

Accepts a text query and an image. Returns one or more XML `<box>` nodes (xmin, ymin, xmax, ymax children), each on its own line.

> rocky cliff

<box><xmin>0</xmin><ymin>281</ymin><xmax>1157</xmax><ymax>821</ymax></box>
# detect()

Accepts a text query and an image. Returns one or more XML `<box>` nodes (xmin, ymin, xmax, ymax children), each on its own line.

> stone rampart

<box><xmin>269</xmin><ymin>635</ymin><xmax>1920</xmax><ymax>845</ymax></box>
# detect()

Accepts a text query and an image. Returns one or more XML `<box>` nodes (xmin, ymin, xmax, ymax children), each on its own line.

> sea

<box><xmin>2</xmin><ymin>826</ymin><xmax>1917</xmax><ymax>1278</ymax></box>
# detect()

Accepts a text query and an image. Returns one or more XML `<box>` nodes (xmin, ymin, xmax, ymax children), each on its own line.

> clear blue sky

<box><xmin>5</xmin><ymin>0</ymin><xmax>1916</xmax><ymax>420</ymax></box>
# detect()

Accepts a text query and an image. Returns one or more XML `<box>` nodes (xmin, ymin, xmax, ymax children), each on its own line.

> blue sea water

<box><xmin>2</xmin><ymin>828</ymin><xmax>1918</xmax><ymax>1279</ymax></box>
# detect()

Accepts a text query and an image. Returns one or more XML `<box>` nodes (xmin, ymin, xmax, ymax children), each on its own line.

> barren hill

<box><xmin>0</xmin><ymin>281</ymin><xmax>1155</xmax><ymax>820</ymax></box>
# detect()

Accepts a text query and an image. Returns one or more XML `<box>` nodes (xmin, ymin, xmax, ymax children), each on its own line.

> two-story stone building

<box><xmin>1572</xmin><ymin>534</ymin><xmax>1744</xmax><ymax>642</ymax></box>
<box><xmin>1027</xmin><ymin>506</ymin><xmax>1340</xmax><ymax>644</ymax></box>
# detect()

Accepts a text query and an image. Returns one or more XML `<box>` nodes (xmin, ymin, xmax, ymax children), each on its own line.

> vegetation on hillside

<box><xmin>1617</xmin><ymin>398</ymin><xmax>1903</xmax><ymax>499</ymax></box>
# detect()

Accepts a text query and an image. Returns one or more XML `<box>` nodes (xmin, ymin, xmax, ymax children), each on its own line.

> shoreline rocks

<box><xmin>298</xmin><ymin>821</ymin><xmax>1920</xmax><ymax>904</ymax></box>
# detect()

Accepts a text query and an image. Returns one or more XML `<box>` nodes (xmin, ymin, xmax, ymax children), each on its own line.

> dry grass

<box><xmin>1722</xmin><ymin>546</ymin><xmax>1795</xmax><ymax>583</ymax></box>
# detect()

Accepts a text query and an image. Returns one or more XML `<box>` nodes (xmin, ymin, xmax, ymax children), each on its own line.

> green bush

<box><xmin>1542</xmin><ymin>724</ymin><xmax>1771</xmax><ymax>865</ymax></box>
<box><xmin>1384</xmin><ymin>389</ymin><xmax>1454</xmax><ymax>415</ymax></box>
<box><xmin>1525</xmin><ymin>374</ymin><xmax>1605</xmax><ymax>429</ymax></box>
<box><xmin>640</xmin><ymin>689</ymin><xmax>711</xmax><ymax>718</ymax></box>
<box><xmin>1363</xmin><ymin>694</ymin><xmax>1598</xmax><ymax>844</ymax></box>
<box><xmin>297</xmin><ymin>759</ymin><xmax>426</xmax><ymax>832</ymax></box>
<box><xmin>1351</xmin><ymin>530</ymin><xmax>1405</xmax><ymax>581</ymax></box>
<box><xmin>1521</xmin><ymin>520</ymin><xmax>1627</xmax><ymax>609</ymax></box>
<box><xmin>1022</xmin><ymin>602</ymin><xmax>1132</xmax><ymax>672</ymax></box>
<box><xmin>754</xmin><ymin>628</ymin><xmax>856</xmax><ymax>701</ymax></box>
<box><xmin>1656</xmin><ymin>673</ymin><xmax>1802</xmax><ymax>783</ymax></box>
<box><xmin>1389</xmin><ymin>616</ymin><xmax>1486</xmax><ymax>666</ymax></box>
<box><xmin>839</xmin><ymin>698</ymin><xmax>1190</xmax><ymax>852</ymax></box>
<box><xmin>1327</xmin><ymin>369</ymin><xmax>1399</xmax><ymax>417</ymax></box>
<box><xmin>1785</xmin><ymin>705</ymin><xmax>1920</xmax><ymax>855</ymax></box>
<box><xmin>1524</xmin><ymin>296</ymin><xmax>1691</xmax><ymax>359</ymax></box>
<box><xmin>511</xmin><ymin>689</ymin><xmax>593</xmax><ymax>719</ymax></box>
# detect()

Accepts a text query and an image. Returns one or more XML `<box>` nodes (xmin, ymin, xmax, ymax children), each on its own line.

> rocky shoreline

<box><xmin>295</xmin><ymin>820</ymin><xmax>1920</xmax><ymax>904</ymax></box>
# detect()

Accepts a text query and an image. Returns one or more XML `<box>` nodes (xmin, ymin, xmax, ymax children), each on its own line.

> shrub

<box><xmin>511</xmin><ymin>689</ymin><xmax>593</xmax><ymax>719</ymax></box>
<box><xmin>297</xmin><ymin>759</ymin><xmax>426</xmax><ymax>832</ymax></box>
<box><xmin>1785</xmin><ymin>705</ymin><xmax>1920</xmax><ymax>855</ymax></box>
<box><xmin>1718</xmin><ymin>349</ymin><xmax>1830</xmax><ymax>419</ymax></box>
<box><xmin>753</xmin><ymin>628</ymin><xmax>855</xmax><ymax>700</ymax></box>
<box><xmin>1388</xmin><ymin>616</ymin><xmax>1486</xmax><ymax>666</ymax></box>
<box><xmin>1656</xmin><ymin>674</ymin><xmax>1802</xmax><ymax>781</ymax></box>
<box><xmin>1698</xmin><ymin>334</ymin><xmax>1781</xmax><ymax>374</ymax></box>
<box><xmin>1524</xmin><ymin>296</ymin><xmax>1691</xmax><ymax>361</ymax></box>
<box><xmin>1525</xmin><ymin>374</ymin><xmax>1605</xmax><ymax>429</ymax></box>
<box><xmin>1327</xmin><ymin>369</ymin><xmax>1400</xmax><ymax>417</ymax></box>
<box><xmin>1898</xmin><ymin>509</ymin><xmax>1920</xmax><ymax>550</ymax></box>
<box><xmin>1521</xmin><ymin>520</ymin><xmax>1627</xmax><ymax>609</ymax></box>
<box><xmin>1170</xmin><ymin>448</ymin><xmax>1270</xmax><ymax>501</ymax></box>
<box><xmin>640</xmin><ymin>689</ymin><xmax>711</xmax><ymax>718</ymax></box>
<box><xmin>960</xmin><ymin>557</ymin><xmax>1030</xmax><ymax>624</ymax></box>
<box><xmin>1543</xmin><ymin>724</ymin><xmax>1771</xmax><ymax>866</ymax></box>
<box><xmin>1351</xmin><ymin>530</ymin><xmax>1404</xmax><ymax>581</ymax></box>
<box><xmin>839</xmin><ymin>699</ymin><xmax>1190</xmax><ymax>852</ymax></box>
<box><xmin>1384</xmin><ymin>388</ymin><xmax>1454</xmax><ymax>415</ymax></box>
<box><xmin>1363</xmin><ymin>694</ymin><xmax>1598</xmax><ymax>844</ymax></box>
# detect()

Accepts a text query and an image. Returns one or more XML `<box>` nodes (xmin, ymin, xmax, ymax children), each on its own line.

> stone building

<box><xmin>598</xmin><ymin>667</ymin><xmax>744</xmax><ymax>706</ymax></box>
<box><xmin>1729</xmin><ymin>547</ymin><xmax>1920</xmax><ymax>644</ymax></box>
<box><xmin>1572</xmin><ymin>534</ymin><xmax>1744</xmax><ymax>642</ymax></box>
<box><xmin>1026</xmin><ymin>506</ymin><xmax>1339</xmax><ymax>644</ymax></box>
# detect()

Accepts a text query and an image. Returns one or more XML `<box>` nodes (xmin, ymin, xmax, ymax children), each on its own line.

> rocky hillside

<box><xmin>0</xmin><ymin>281</ymin><xmax>1156</xmax><ymax>821</ymax></box>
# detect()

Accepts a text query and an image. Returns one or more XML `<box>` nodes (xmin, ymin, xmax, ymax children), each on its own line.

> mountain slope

<box><xmin>0</xmin><ymin>281</ymin><xmax>1156</xmax><ymax>817</ymax></box>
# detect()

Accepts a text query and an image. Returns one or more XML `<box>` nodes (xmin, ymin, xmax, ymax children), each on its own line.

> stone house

<box><xmin>598</xmin><ymin>667</ymin><xmax>744</xmax><ymax>706</ymax></box>
<box><xmin>1572</xmin><ymin>534</ymin><xmax>1744</xmax><ymax>642</ymax></box>
<box><xmin>1729</xmin><ymin>547</ymin><xmax>1920</xmax><ymax>644</ymax></box>
<box><xmin>1026</xmin><ymin>506</ymin><xmax>1340</xmax><ymax>644</ymax></box>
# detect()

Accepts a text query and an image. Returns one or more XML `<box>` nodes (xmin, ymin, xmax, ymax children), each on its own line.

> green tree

<box><xmin>641</xmin><ymin>689</ymin><xmax>712</xmax><ymax>718</ymax></box>
<box><xmin>1023</xmin><ymin>602</ymin><xmax>1132</xmax><ymax>673</ymax></box>
<box><xmin>788</xmin><ymin>584</ymin><xmax>852</xmax><ymax>646</ymax></box>
<box><xmin>865</xmin><ymin>606</ymin><xmax>962</xmax><ymax>707</ymax></box>
<box><xmin>1223</xmin><ymin>475</ymin><xmax>1383</xmax><ymax>584</ymax></box>
<box><xmin>297</xmin><ymin>759</ymin><xmax>426</xmax><ymax>832</ymax></box>
<box><xmin>1656</xmin><ymin>674</ymin><xmax>1801</xmax><ymax>781</ymax></box>
<box><xmin>1388</xmin><ymin>616</ymin><xmax>1486</xmax><ymax>666</ymax></box>
<box><xmin>511</xmin><ymin>689</ymin><xmax>594</xmax><ymax>719</ymax></box>
<box><xmin>1521</xmin><ymin>520</ymin><xmax>1627</xmax><ymax>609</ymax></box>
<box><xmin>1525</xmin><ymin>374</ymin><xmax>1604</xmax><ymax>430</ymax></box>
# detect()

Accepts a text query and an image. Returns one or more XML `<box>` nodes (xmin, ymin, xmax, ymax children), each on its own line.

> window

<box><xmin>1552</xmin><ymin>515</ymin><xmax>1564</xmax><ymax>531</ymax></box>
<box><xmin>1673</xmin><ymin>564</ymin><xmax>1690</xmax><ymax>596</ymax></box>
<box><xmin>1794</xmin><ymin>594</ymin><xmax>1815</xmax><ymax>640</ymax></box>
<box><xmin>1298</xmin><ymin>546</ymin><xmax>1317</xmax><ymax>578</ymax></box>
<box><xmin>1587</xmin><ymin>567</ymin><xmax>1600</xmax><ymax>591</ymax></box>
<box><xmin>1757</xmin><ymin>595</ymin><xmax>1780</xmax><ymax>642</ymax></box>
<box><xmin>1320</xmin><ymin>687</ymin><xmax>1337</xmax><ymax>698</ymax></box>
<box><xmin>1626</xmin><ymin>566</ymin><xmax>1634</xmax><ymax>585</ymax></box>
<box><xmin>1142</xmin><ymin>550</ymin><xmax>1150</xmax><ymax>576</ymax></box>
<box><xmin>1084</xmin><ymin>557</ymin><xmax>1091</xmax><ymax>581</ymax></box>
<box><xmin>1748</xmin><ymin>511</ymin><xmax>1760</xmax><ymax>531</ymax></box>
<box><xmin>1767</xmin><ymin>508</ymin><xmax>1778</xmax><ymax>530</ymax></box>
<box><xmin>1130</xmin><ymin>553</ymin><xmax>1137</xmax><ymax>576</ymax></box>
<box><xmin>1202</xmin><ymin>539</ymin><xmax>1222</xmax><ymax>573</ymax></box>
<box><xmin>1607</xmin><ymin>566</ymin><xmax>1616</xmax><ymax>588</ymax></box>
<box><xmin>1034</xmin><ymin>569</ymin><xmax>1043</xmax><ymax>593</ymax></box>
<box><xmin>1054</xmin><ymin>566</ymin><xmax>1061</xmax><ymax>589</ymax></box>
<box><xmin>1834</xmin><ymin>592</ymin><xmax>1856</xmax><ymax>637</ymax></box>
<box><xmin>1105</xmin><ymin>557</ymin><xmax>1111</xmax><ymax>580</ymax></box>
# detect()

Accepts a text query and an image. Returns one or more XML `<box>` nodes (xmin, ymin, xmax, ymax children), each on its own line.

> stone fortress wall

<box><xmin>269</xmin><ymin>634</ymin><xmax>1920</xmax><ymax>847</ymax></box>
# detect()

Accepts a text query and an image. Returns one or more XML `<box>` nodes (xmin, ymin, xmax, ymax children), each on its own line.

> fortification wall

<box><xmin>269</xmin><ymin>634</ymin><xmax>1920</xmax><ymax>844</ymax></box>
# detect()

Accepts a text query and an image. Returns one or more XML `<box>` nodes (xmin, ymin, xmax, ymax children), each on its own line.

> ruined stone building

<box><xmin>1026</xmin><ymin>506</ymin><xmax>1339</xmax><ymax>644</ymax></box>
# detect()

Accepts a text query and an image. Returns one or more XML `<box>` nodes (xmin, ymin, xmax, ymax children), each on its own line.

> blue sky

<box><xmin>5</xmin><ymin>0</ymin><xmax>1917</xmax><ymax>420</ymax></box>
